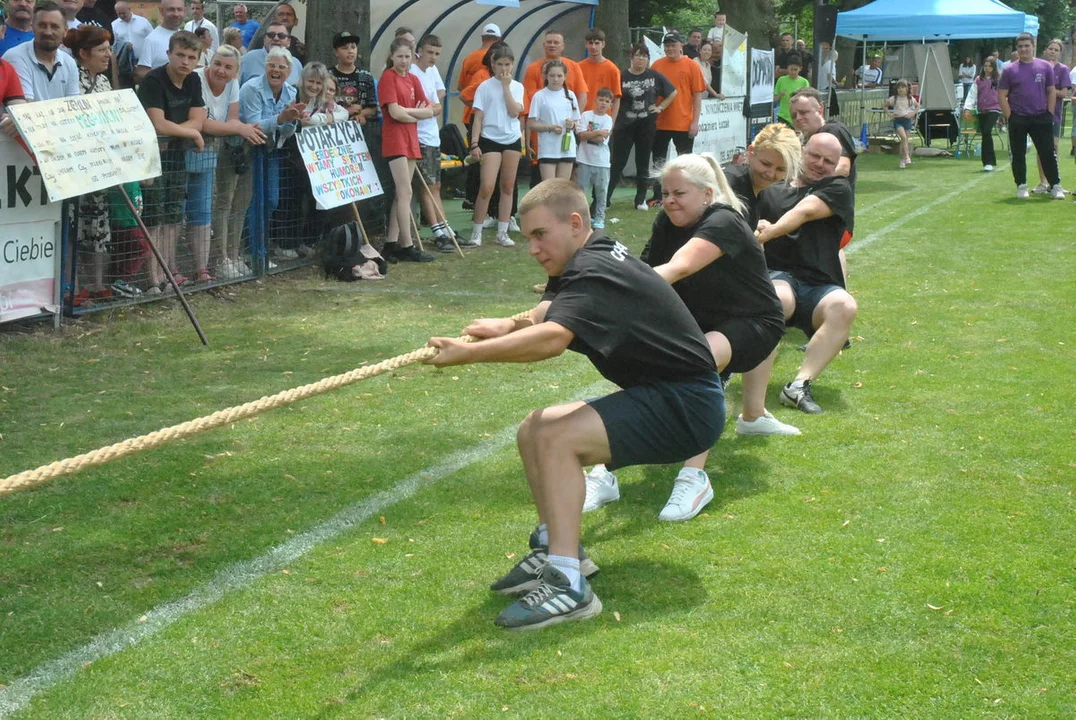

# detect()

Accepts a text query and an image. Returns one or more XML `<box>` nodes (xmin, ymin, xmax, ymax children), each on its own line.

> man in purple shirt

<box><xmin>999</xmin><ymin>32</ymin><xmax>1063</xmax><ymax>199</ymax></box>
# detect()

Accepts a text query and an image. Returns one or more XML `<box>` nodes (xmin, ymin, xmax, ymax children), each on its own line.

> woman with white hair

<box><xmin>195</xmin><ymin>43</ymin><xmax>267</xmax><ymax>280</ymax></box>
<box><xmin>238</xmin><ymin>45</ymin><xmax>303</xmax><ymax>269</ymax></box>
<box><xmin>583</xmin><ymin>153</ymin><xmax>796</xmax><ymax>523</ymax></box>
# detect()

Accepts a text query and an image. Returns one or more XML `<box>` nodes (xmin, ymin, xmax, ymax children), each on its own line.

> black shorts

<box><xmin>701</xmin><ymin>316</ymin><xmax>784</xmax><ymax>373</ymax></box>
<box><xmin>770</xmin><ymin>270</ymin><xmax>842</xmax><ymax>337</ymax></box>
<box><xmin>538</xmin><ymin>157</ymin><xmax>574</xmax><ymax>165</ymax></box>
<box><xmin>478</xmin><ymin>136</ymin><xmax>522</xmax><ymax>154</ymax></box>
<box><xmin>588</xmin><ymin>373</ymin><xmax>725</xmax><ymax>470</ymax></box>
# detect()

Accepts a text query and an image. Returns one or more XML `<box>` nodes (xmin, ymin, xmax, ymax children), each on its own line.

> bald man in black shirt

<box><xmin>427</xmin><ymin>179</ymin><xmax>724</xmax><ymax>631</ymax></box>
<box><xmin>756</xmin><ymin>133</ymin><xmax>858</xmax><ymax>415</ymax></box>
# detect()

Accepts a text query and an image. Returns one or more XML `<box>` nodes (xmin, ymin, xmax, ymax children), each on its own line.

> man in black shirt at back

<box><xmin>756</xmin><ymin>133</ymin><xmax>857</xmax><ymax>415</ymax></box>
<box><xmin>426</xmin><ymin>179</ymin><xmax>724</xmax><ymax>631</ymax></box>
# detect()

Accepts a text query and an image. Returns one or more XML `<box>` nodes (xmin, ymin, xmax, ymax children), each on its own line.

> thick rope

<box><xmin>0</xmin><ymin>312</ymin><xmax>532</xmax><ymax>497</ymax></box>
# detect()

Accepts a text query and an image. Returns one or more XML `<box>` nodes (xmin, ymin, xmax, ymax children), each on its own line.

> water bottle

<box><xmin>560</xmin><ymin>122</ymin><xmax>572</xmax><ymax>153</ymax></box>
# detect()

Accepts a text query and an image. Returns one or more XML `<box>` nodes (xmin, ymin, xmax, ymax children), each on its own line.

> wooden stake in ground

<box><xmin>118</xmin><ymin>186</ymin><xmax>209</xmax><ymax>347</ymax></box>
<box><xmin>413</xmin><ymin>170</ymin><xmax>465</xmax><ymax>258</ymax></box>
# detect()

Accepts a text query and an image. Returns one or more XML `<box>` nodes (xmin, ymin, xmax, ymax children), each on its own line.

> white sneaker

<box><xmin>495</xmin><ymin>232</ymin><xmax>515</xmax><ymax>247</ymax></box>
<box><xmin>1049</xmin><ymin>184</ymin><xmax>1067</xmax><ymax>200</ymax></box>
<box><xmin>482</xmin><ymin>216</ymin><xmax>497</xmax><ymax>229</ymax></box>
<box><xmin>635</xmin><ymin>203</ymin><xmax>649</xmax><ymax>211</ymax></box>
<box><xmin>1016</xmin><ymin>184</ymin><xmax>1029</xmax><ymax>199</ymax></box>
<box><xmin>736</xmin><ymin>411</ymin><xmax>802</xmax><ymax>436</ymax></box>
<box><xmin>1031</xmin><ymin>181</ymin><xmax>1050</xmax><ymax>194</ymax></box>
<box><xmin>983</xmin><ymin>164</ymin><xmax>994</xmax><ymax>172</ymax></box>
<box><xmin>216</xmin><ymin>259</ymin><xmax>239</xmax><ymax>280</ymax></box>
<box><xmin>470</xmin><ymin>227</ymin><xmax>483</xmax><ymax>246</ymax></box>
<box><xmin>509</xmin><ymin>216</ymin><xmax>521</xmax><ymax>233</ymax></box>
<box><xmin>658</xmin><ymin>468</ymin><xmax>714</xmax><ymax>522</ymax></box>
<box><xmin>582</xmin><ymin>465</ymin><xmax>620</xmax><ymax>512</ymax></box>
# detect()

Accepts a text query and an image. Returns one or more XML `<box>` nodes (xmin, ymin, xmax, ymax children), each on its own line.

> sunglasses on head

<box><xmin>266</xmin><ymin>32</ymin><xmax>289</xmax><ymax>40</ymax></box>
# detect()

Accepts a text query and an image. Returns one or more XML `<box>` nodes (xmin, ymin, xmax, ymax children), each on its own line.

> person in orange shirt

<box><xmin>579</xmin><ymin>28</ymin><xmax>620</xmax><ymax>119</ymax></box>
<box><xmin>522</xmin><ymin>29</ymin><xmax>588</xmax><ymax>185</ymax></box>
<box><xmin>459</xmin><ymin>23</ymin><xmax>501</xmax><ymax>98</ymax></box>
<box><xmin>649</xmin><ymin>31</ymin><xmax>706</xmax><ymax>204</ymax></box>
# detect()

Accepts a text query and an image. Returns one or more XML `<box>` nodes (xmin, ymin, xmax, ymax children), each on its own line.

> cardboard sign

<box><xmin>721</xmin><ymin>27</ymin><xmax>748</xmax><ymax>98</ymax></box>
<box><xmin>0</xmin><ymin>135</ymin><xmax>62</xmax><ymax>324</ymax></box>
<box><xmin>692</xmin><ymin>97</ymin><xmax>747</xmax><ymax>165</ymax></box>
<box><xmin>8</xmin><ymin>89</ymin><xmax>160</xmax><ymax>203</ymax></box>
<box><xmin>294</xmin><ymin>121</ymin><xmax>383</xmax><ymax>211</ymax></box>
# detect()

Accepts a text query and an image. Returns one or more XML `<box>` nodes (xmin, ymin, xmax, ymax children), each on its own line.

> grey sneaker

<box><xmin>780</xmin><ymin>380</ymin><xmax>822</xmax><ymax>414</ymax></box>
<box><xmin>1031</xmin><ymin>181</ymin><xmax>1050</xmax><ymax>194</ymax></box>
<box><xmin>494</xmin><ymin>565</ymin><xmax>603</xmax><ymax>630</ymax></box>
<box><xmin>434</xmin><ymin>236</ymin><xmax>456</xmax><ymax>253</ymax></box>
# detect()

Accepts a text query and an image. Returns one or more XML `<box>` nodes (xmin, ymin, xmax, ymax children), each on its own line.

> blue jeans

<box><xmin>246</xmin><ymin>147</ymin><xmax>281</xmax><ymax>261</ymax></box>
<box><xmin>185</xmin><ymin>168</ymin><xmax>215</xmax><ymax>226</ymax></box>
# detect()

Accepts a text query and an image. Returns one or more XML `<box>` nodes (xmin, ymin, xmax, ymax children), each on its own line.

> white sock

<box><xmin>788</xmin><ymin>379</ymin><xmax>805</xmax><ymax>389</ymax></box>
<box><xmin>497</xmin><ymin>220</ymin><xmax>509</xmax><ymax>234</ymax></box>
<box><xmin>547</xmin><ymin>554</ymin><xmax>582</xmax><ymax>591</ymax></box>
<box><xmin>680</xmin><ymin>467</ymin><xmax>708</xmax><ymax>483</ymax></box>
<box><xmin>472</xmin><ymin>222</ymin><xmax>483</xmax><ymax>234</ymax></box>
<box><xmin>537</xmin><ymin>523</ymin><xmax>549</xmax><ymax>546</ymax></box>
<box><xmin>432</xmin><ymin>222</ymin><xmax>448</xmax><ymax>238</ymax></box>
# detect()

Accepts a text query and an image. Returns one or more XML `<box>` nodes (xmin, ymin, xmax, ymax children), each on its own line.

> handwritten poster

<box><xmin>294</xmin><ymin>121</ymin><xmax>383</xmax><ymax>211</ymax></box>
<box><xmin>692</xmin><ymin>97</ymin><xmax>747</xmax><ymax>165</ymax></box>
<box><xmin>722</xmin><ymin>27</ymin><xmax>748</xmax><ymax>98</ymax></box>
<box><xmin>8</xmin><ymin>89</ymin><xmax>160</xmax><ymax>203</ymax></box>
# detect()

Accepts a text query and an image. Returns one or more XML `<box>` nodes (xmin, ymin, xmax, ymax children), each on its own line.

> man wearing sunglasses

<box><xmin>239</xmin><ymin>21</ymin><xmax>300</xmax><ymax>87</ymax></box>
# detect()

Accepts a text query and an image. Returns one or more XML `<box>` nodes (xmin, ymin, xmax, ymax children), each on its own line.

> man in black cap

<box><xmin>647</xmin><ymin>31</ymin><xmax>706</xmax><ymax>204</ymax></box>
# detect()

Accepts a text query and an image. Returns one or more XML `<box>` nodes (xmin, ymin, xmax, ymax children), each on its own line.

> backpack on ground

<box><xmin>321</xmin><ymin>221</ymin><xmax>388</xmax><ymax>281</ymax></box>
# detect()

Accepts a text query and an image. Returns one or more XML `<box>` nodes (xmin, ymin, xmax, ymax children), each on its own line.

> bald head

<box><xmin>801</xmin><ymin>133</ymin><xmax>842</xmax><ymax>184</ymax></box>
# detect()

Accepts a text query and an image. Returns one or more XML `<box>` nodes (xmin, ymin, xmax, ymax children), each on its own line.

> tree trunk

<box><xmin>718</xmin><ymin>0</ymin><xmax>779</xmax><ymax>48</ymax></box>
<box><xmin>594</xmin><ymin>0</ymin><xmax>630</xmax><ymax>67</ymax></box>
<box><xmin>305</xmin><ymin>0</ymin><xmax>371</xmax><ymax>71</ymax></box>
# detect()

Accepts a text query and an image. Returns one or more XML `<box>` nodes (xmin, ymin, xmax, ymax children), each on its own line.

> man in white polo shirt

<box><xmin>112</xmin><ymin>1</ymin><xmax>153</xmax><ymax>59</ymax></box>
<box><xmin>2</xmin><ymin>1</ymin><xmax>78</xmax><ymax>101</ymax></box>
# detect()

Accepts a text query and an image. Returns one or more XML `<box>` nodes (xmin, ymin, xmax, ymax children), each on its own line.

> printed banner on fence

<box><xmin>0</xmin><ymin>135</ymin><xmax>62</xmax><ymax>324</ymax></box>
<box><xmin>295</xmin><ymin>121</ymin><xmax>383</xmax><ymax>210</ymax></box>
<box><xmin>8</xmin><ymin>89</ymin><xmax>160</xmax><ymax>203</ymax></box>
<box><xmin>692</xmin><ymin>97</ymin><xmax>747</xmax><ymax>164</ymax></box>
<box><xmin>721</xmin><ymin>27</ymin><xmax>748</xmax><ymax>98</ymax></box>
<box><xmin>750</xmin><ymin>48</ymin><xmax>775</xmax><ymax>116</ymax></box>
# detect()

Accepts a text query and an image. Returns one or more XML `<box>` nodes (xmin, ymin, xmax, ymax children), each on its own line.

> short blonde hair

<box><xmin>212</xmin><ymin>44</ymin><xmax>241</xmax><ymax>63</ymax></box>
<box><xmin>750</xmin><ymin>123</ymin><xmax>802</xmax><ymax>181</ymax></box>
<box><xmin>518</xmin><ymin>178</ymin><xmax>590</xmax><ymax>225</ymax></box>
<box><xmin>657</xmin><ymin>153</ymin><xmax>746</xmax><ymax>218</ymax></box>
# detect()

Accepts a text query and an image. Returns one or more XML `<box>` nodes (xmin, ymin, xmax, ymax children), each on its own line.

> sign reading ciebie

<box><xmin>295</xmin><ymin>121</ymin><xmax>383</xmax><ymax>210</ymax></box>
<box><xmin>8</xmin><ymin>89</ymin><xmax>160</xmax><ymax>203</ymax></box>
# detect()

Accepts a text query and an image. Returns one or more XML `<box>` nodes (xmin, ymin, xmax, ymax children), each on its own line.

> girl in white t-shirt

<box><xmin>470</xmin><ymin>45</ymin><xmax>525</xmax><ymax>247</ymax></box>
<box><xmin>528</xmin><ymin>59</ymin><xmax>580</xmax><ymax>181</ymax></box>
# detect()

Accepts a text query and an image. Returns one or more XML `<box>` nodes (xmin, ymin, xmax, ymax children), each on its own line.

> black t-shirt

<box><xmin>758</xmin><ymin>177</ymin><xmax>855</xmax><ymax>288</ymax></box>
<box><xmin>642</xmin><ymin>205</ymin><xmax>784</xmax><ymax>330</ymax></box>
<box><xmin>722</xmin><ymin>162</ymin><xmax>758</xmax><ymax>231</ymax></box>
<box><xmin>775</xmin><ymin>48</ymin><xmax>796</xmax><ymax>70</ymax></box>
<box><xmin>76</xmin><ymin>7</ymin><xmax>112</xmax><ymax>30</ymax></box>
<box><xmin>817</xmin><ymin>120</ymin><xmax>858</xmax><ymax>192</ymax></box>
<box><xmin>618</xmin><ymin>67</ymin><xmax>675</xmax><ymax>123</ymax></box>
<box><xmin>542</xmin><ymin>233</ymin><xmax>716</xmax><ymax>388</ymax></box>
<box><xmin>684</xmin><ymin>44</ymin><xmax>700</xmax><ymax>60</ymax></box>
<box><xmin>331</xmin><ymin>66</ymin><xmax>378</xmax><ymax>115</ymax></box>
<box><xmin>137</xmin><ymin>65</ymin><xmax>204</xmax><ymax>149</ymax></box>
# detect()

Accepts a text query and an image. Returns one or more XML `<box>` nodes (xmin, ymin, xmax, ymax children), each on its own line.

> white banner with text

<box><xmin>295</xmin><ymin>121</ymin><xmax>383</xmax><ymax>211</ymax></box>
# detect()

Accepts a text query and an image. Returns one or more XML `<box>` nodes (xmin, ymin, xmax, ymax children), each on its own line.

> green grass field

<box><xmin>1</xmin><ymin>147</ymin><xmax>1074</xmax><ymax>718</ymax></box>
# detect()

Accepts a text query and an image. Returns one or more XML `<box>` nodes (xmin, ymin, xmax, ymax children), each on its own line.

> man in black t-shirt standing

<box><xmin>426</xmin><ymin>179</ymin><xmax>724</xmax><ymax>631</ymax></box>
<box><xmin>756</xmin><ymin>134</ymin><xmax>857</xmax><ymax>415</ymax></box>
<box><xmin>137</xmin><ymin>31</ymin><xmax>206</xmax><ymax>293</ymax></box>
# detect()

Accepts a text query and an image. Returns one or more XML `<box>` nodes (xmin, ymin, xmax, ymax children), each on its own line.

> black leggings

<box><xmin>649</xmin><ymin>129</ymin><xmax>695</xmax><ymax>199</ymax></box>
<box><xmin>608</xmin><ymin>120</ymin><xmax>656</xmax><ymax>205</ymax></box>
<box><xmin>978</xmin><ymin>110</ymin><xmax>1000</xmax><ymax>167</ymax></box>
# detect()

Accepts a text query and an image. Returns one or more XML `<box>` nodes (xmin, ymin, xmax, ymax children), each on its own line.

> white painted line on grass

<box><xmin>855</xmin><ymin>187</ymin><xmax>918</xmax><ymax>217</ymax></box>
<box><xmin>847</xmin><ymin>162</ymin><xmax>1009</xmax><ymax>255</ymax></box>
<box><xmin>0</xmin><ymin>380</ymin><xmax>608</xmax><ymax>719</ymax></box>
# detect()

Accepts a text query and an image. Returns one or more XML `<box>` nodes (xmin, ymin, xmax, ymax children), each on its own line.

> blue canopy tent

<box><xmin>835</xmin><ymin>0</ymin><xmax>1039</xmax><ymax>41</ymax></box>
